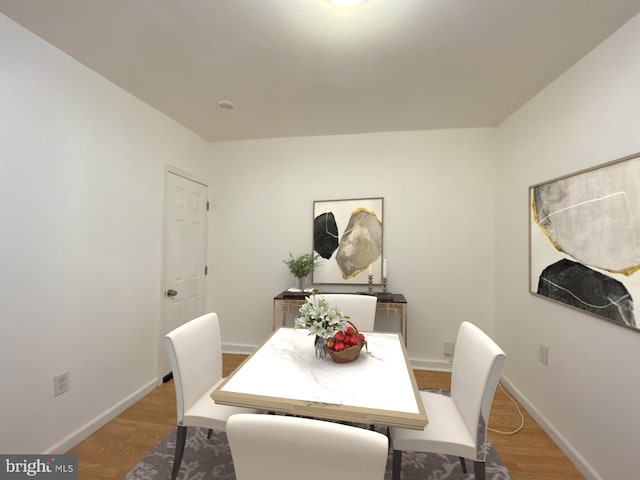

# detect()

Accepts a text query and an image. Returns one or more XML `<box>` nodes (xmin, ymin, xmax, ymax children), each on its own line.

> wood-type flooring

<box><xmin>67</xmin><ymin>354</ymin><xmax>585</xmax><ymax>479</ymax></box>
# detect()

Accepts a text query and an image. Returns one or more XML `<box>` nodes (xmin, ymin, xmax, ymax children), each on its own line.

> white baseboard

<box><xmin>43</xmin><ymin>379</ymin><xmax>157</xmax><ymax>454</ymax></box>
<box><xmin>410</xmin><ymin>358</ymin><xmax>453</xmax><ymax>372</ymax></box>
<box><xmin>223</xmin><ymin>342</ymin><xmax>258</xmax><ymax>355</ymax></box>
<box><xmin>499</xmin><ymin>375</ymin><xmax>602</xmax><ymax>480</ymax></box>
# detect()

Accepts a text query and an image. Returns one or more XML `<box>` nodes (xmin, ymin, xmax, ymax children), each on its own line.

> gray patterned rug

<box><xmin>125</xmin><ymin>391</ymin><xmax>511</xmax><ymax>480</ymax></box>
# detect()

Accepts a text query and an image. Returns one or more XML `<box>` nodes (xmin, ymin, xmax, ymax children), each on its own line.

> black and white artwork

<box><xmin>312</xmin><ymin>198</ymin><xmax>383</xmax><ymax>285</ymax></box>
<box><xmin>530</xmin><ymin>152</ymin><xmax>640</xmax><ymax>330</ymax></box>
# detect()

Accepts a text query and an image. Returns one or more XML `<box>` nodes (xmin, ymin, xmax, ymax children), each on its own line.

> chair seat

<box><xmin>390</xmin><ymin>390</ymin><xmax>477</xmax><ymax>460</ymax></box>
<box><xmin>182</xmin><ymin>380</ymin><xmax>258</xmax><ymax>432</ymax></box>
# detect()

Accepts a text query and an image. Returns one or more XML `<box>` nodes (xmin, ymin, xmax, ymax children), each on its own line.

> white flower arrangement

<box><xmin>295</xmin><ymin>295</ymin><xmax>349</xmax><ymax>339</ymax></box>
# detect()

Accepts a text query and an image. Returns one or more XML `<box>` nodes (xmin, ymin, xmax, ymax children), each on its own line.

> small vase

<box><xmin>296</xmin><ymin>275</ymin><xmax>310</xmax><ymax>291</ymax></box>
<box><xmin>314</xmin><ymin>335</ymin><xmax>327</xmax><ymax>359</ymax></box>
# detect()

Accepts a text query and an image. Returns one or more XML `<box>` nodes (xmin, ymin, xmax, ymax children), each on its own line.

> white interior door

<box><xmin>158</xmin><ymin>170</ymin><xmax>208</xmax><ymax>381</ymax></box>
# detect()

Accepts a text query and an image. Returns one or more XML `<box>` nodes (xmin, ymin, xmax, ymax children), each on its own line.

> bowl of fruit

<box><xmin>325</xmin><ymin>321</ymin><xmax>367</xmax><ymax>363</ymax></box>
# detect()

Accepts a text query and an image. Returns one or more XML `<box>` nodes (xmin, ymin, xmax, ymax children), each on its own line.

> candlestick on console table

<box><xmin>368</xmin><ymin>274</ymin><xmax>373</xmax><ymax>294</ymax></box>
<box><xmin>382</xmin><ymin>277</ymin><xmax>388</xmax><ymax>293</ymax></box>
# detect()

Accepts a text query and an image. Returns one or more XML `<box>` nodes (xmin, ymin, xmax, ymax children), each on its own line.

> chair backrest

<box><xmin>164</xmin><ymin>313</ymin><xmax>224</xmax><ymax>424</ymax></box>
<box><xmin>227</xmin><ymin>414</ymin><xmax>389</xmax><ymax>480</ymax></box>
<box><xmin>450</xmin><ymin>321</ymin><xmax>506</xmax><ymax>460</ymax></box>
<box><xmin>320</xmin><ymin>294</ymin><xmax>377</xmax><ymax>331</ymax></box>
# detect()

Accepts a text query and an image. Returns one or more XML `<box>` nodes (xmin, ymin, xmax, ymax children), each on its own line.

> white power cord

<box><xmin>488</xmin><ymin>382</ymin><xmax>525</xmax><ymax>435</ymax></box>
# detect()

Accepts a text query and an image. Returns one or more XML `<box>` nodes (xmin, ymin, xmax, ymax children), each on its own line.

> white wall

<box><xmin>495</xmin><ymin>13</ymin><xmax>640</xmax><ymax>480</ymax></box>
<box><xmin>0</xmin><ymin>14</ymin><xmax>210</xmax><ymax>453</ymax></box>
<box><xmin>207</xmin><ymin>129</ymin><xmax>496</xmax><ymax>367</ymax></box>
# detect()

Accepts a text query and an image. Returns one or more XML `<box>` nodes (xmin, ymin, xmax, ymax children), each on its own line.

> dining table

<box><xmin>211</xmin><ymin>327</ymin><xmax>428</xmax><ymax>430</ymax></box>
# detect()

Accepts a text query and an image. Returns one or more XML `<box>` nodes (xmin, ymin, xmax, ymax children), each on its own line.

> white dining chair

<box><xmin>227</xmin><ymin>413</ymin><xmax>389</xmax><ymax>480</ymax></box>
<box><xmin>164</xmin><ymin>312</ymin><xmax>259</xmax><ymax>480</ymax></box>
<box><xmin>320</xmin><ymin>293</ymin><xmax>378</xmax><ymax>331</ymax></box>
<box><xmin>389</xmin><ymin>321</ymin><xmax>506</xmax><ymax>480</ymax></box>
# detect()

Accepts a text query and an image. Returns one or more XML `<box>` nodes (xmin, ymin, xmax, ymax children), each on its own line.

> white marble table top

<box><xmin>212</xmin><ymin>327</ymin><xmax>427</xmax><ymax>429</ymax></box>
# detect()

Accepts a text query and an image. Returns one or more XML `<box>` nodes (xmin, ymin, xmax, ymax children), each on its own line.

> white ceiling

<box><xmin>2</xmin><ymin>0</ymin><xmax>640</xmax><ymax>142</ymax></box>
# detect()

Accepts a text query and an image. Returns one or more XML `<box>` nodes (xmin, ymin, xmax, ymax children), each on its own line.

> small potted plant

<box><xmin>283</xmin><ymin>252</ymin><xmax>320</xmax><ymax>291</ymax></box>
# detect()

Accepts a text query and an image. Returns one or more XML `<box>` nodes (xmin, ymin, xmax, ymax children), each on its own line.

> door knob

<box><xmin>166</xmin><ymin>289</ymin><xmax>178</xmax><ymax>297</ymax></box>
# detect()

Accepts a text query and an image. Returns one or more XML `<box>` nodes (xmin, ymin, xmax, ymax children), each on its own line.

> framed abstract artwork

<box><xmin>529</xmin><ymin>151</ymin><xmax>640</xmax><ymax>331</ymax></box>
<box><xmin>312</xmin><ymin>197</ymin><xmax>383</xmax><ymax>285</ymax></box>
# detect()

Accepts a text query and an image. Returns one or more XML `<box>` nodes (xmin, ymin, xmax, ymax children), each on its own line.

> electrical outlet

<box><xmin>54</xmin><ymin>371</ymin><xmax>69</xmax><ymax>397</ymax></box>
<box><xmin>538</xmin><ymin>344</ymin><xmax>549</xmax><ymax>366</ymax></box>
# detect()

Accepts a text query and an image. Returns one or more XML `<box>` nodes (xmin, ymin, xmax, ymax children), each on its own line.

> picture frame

<box><xmin>312</xmin><ymin>197</ymin><xmax>383</xmax><ymax>285</ymax></box>
<box><xmin>529</xmin><ymin>151</ymin><xmax>640</xmax><ymax>331</ymax></box>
